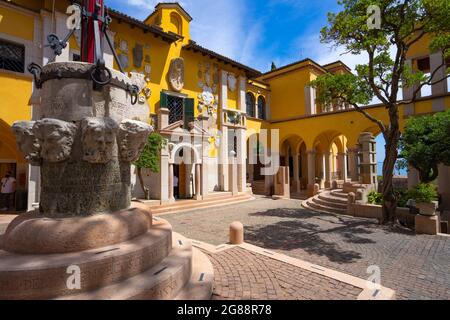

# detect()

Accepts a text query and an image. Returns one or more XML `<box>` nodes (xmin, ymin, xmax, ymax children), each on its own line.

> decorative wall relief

<box><xmin>168</xmin><ymin>58</ymin><xmax>185</xmax><ymax>92</ymax></box>
<box><xmin>33</xmin><ymin>119</ymin><xmax>77</xmax><ymax>163</ymax></box>
<box><xmin>118</xmin><ymin>54</ymin><xmax>129</xmax><ymax>70</ymax></box>
<box><xmin>198</xmin><ymin>86</ymin><xmax>218</xmax><ymax>119</ymax></box>
<box><xmin>133</xmin><ymin>43</ymin><xmax>144</xmax><ymax>68</ymax></box>
<box><xmin>81</xmin><ymin>117</ymin><xmax>118</xmax><ymax>164</ymax></box>
<box><xmin>119</xmin><ymin>39</ymin><xmax>128</xmax><ymax>52</ymax></box>
<box><xmin>12</xmin><ymin>121</ymin><xmax>41</xmax><ymax>166</ymax></box>
<box><xmin>227</xmin><ymin>73</ymin><xmax>237</xmax><ymax>92</ymax></box>
<box><xmin>144</xmin><ymin>64</ymin><xmax>151</xmax><ymax>75</ymax></box>
<box><xmin>129</xmin><ymin>72</ymin><xmax>152</xmax><ymax>104</ymax></box>
<box><xmin>197</xmin><ymin>61</ymin><xmax>219</xmax><ymax>94</ymax></box>
<box><xmin>117</xmin><ymin>120</ymin><xmax>153</xmax><ymax>162</ymax></box>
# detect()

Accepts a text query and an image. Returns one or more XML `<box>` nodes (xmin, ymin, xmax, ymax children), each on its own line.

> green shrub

<box><xmin>394</xmin><ymin>188</ymin><xmax>410</xmax><ymax>208</ymax></box>
<box><xmin>407</xmin><ymin>183</ymin><xmax>438</xmax><ymax>204</ymax></box>
<box><xmin>368</xmin><ymin>191</ymin><xmax>382</xmax><ymax>205</ymax></box>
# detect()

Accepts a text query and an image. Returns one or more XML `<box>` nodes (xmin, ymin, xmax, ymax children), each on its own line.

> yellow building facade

<box><xmin>0</xmin><ymin>0</ymin><xmax>449</xmax><ymax>210</ymax></box>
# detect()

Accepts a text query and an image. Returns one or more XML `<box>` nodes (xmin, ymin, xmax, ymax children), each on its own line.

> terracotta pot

<box><xmin>416</xmin><ymin>202</ymin><xmax>438</xmax><ymax>216</ymax></box>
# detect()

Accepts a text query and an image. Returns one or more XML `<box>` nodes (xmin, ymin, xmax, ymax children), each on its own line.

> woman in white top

<box><xmin>1</xmin><ymin>171</ymin><xmax>16</xmax><ymax>211</ymax></box>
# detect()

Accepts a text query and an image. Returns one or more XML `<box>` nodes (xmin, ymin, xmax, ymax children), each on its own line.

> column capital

<box><xmin>306</xmin><ymin>150</ymin><xmax>316</xmax><ymax>155</ymax></box>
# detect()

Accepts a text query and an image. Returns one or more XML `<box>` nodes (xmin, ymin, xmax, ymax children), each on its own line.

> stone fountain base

<box><xmin>0</xmin><ymin>208</ymin><xmax>213</xmax><ymax>300</ymax></box>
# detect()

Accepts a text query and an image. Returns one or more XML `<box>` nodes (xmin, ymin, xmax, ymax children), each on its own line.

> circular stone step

<box><xmin>0</xmin><ymin>220</ymin><xmax>172</xmax><ymax>300</ymax></box>
<box><xmin>1</xmin><ymin>204</ymin><xmax>153</xmax><ymax>255</ymax></box>
<box><xmin>58</xmin><ymin>233</ymin><xmax>196</xmax><ymax>300</ymax></box>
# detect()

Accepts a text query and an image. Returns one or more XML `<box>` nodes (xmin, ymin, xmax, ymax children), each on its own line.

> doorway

<box><xmin>0</xmin><ymin>162</ymin><xmax>17</xmax><ymax>211</ymax></box>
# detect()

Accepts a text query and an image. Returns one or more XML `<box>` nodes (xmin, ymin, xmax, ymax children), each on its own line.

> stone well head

<box><xmin>13</xmin><ymin>62</ymin><xmax>153</xmax><ymax>218</ymax></box>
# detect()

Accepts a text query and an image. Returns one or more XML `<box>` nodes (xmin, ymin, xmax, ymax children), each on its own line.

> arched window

<box><xmin>257</xmin><ymin>96</ymin><xmax>266</xmax><ymax>120</ymax></box>
<box><xmin>246</xmin><ymin>92</ymin><xmax>255</xmax><ymax>118</ymax></box>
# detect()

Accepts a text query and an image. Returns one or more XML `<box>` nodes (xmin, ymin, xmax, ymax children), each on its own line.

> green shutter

<box><xmin>184</xmin><ymin>98</ymin><xmax>195</xmax><ymax>129</ymax></box>
<box><xmin>160</xmin><ymin>91</ymin><xmax>168</xmax><ymax>109</ymax></box>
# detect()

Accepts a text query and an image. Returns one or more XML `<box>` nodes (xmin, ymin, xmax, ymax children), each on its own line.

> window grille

<box><xmin>0</xmin><ymin>39</ymin><xmax>25</xmax><ymax>73</ymax></box>
<box><xmin>167</xmin><ymin>95</ymin><xmax>184</xmax><ymax>124</ymax></box>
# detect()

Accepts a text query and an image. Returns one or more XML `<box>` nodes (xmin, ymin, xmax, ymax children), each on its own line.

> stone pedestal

<box><xmin>273</xmin><ymin>166</ymin><xmax>290</xmax><ymax>199</ymax></box>
<box><xmin>3</xmin><ymin>62</ymin><xmax>214</xmax><ymax>300</ymax></box>
<box><xmin>415</xmin><ymin>214</ymin><xmax>440</xmax><ymax>235</ymax></box>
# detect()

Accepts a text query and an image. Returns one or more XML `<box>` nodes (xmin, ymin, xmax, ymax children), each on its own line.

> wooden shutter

<box><xmin>160</xmin><ymin>91</ymin><xmax>168</xmax><ymax>109</ymax></box>
<box><xmin>184</xmin><ymin>98</ymin><xmax>195</xmax><ymax>129</ymax></box>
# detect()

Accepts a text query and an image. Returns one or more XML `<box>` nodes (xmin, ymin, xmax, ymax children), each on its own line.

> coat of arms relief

<box><xmin>197</xmin><ymin>62</ymin><xmax>219</xmax><ymax>120</ymax></box>
<box><xmin>168</xmin><ymin>58</ymin><xmax>185</xmax><ymax>92</ymax></box>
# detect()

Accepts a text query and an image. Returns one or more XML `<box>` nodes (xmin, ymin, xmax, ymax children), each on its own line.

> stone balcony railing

<box><xmin>221</xmin><ymin>108</ymin><xmax>247</xmax><ymax>128</ymax></box>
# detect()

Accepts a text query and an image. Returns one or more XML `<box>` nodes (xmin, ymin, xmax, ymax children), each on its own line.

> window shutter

<box><xmin>184</xmin><ymin>98</ymin><xmax>195</xmax><ymax>129</ymax></box>
<box><xmin>160</xmin><ymin>91</ymin><xmax>168</xmax><ymax>109</ymax></box>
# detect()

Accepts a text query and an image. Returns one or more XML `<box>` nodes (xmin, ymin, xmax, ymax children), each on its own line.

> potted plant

<box><xmin>407</xmin><ymin>183</ymin><xmax>439</xmax><ymax>216</ymax></box>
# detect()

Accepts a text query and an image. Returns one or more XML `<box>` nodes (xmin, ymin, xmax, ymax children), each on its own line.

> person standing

<box><xmin>1</xmin><ymin>171</ymin><xmax>16</xmax><ymax>211</ymax></box>
<box><xmin>173</xmin><ymin>175</ymin><xmax>179</xmax><ymax>199</ymax></box>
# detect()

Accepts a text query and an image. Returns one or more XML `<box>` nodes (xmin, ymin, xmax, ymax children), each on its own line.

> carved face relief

<box><xmin>168</xmin><ymin>58</ymin><xmax>184</xmax><ymax>92</ymax></box>
<box><xmin>12</xmin><ymin>121</ymin><xmax>41</xmax><ymax>166</ymax></box>
<box><xmin>81</xmin><ymin>117</ymin><xmax>118</xmax><ymax>164</ymax></box>
<box><xmin>33</xmin><ymin>119</ymin><xmax>77</xmax><ymax>163</ymax></box>
<box><xmin>118</xmin><ymin>120</ymin><xmax>153</xmax><ymax>162</ymax></box>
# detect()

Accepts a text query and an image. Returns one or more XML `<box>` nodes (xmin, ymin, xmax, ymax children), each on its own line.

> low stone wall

<box><xmin>348</xmin><ymin>203</ymin><xmax>411</xmax><ymax>221</ymax></box>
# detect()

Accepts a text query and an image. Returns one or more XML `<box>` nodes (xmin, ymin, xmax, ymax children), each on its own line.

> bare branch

<box><xmin>399</xmin><ymin>60</ymin><xmax>449</xmax><ymax>106</ymax></box>
<box><xmin>351</xmin><ymin>102</ymin><xmax>387</xmax><ymax>134</ymax></box>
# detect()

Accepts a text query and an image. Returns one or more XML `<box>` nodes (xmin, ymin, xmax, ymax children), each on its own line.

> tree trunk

<box><xmin>381</xmin><ymin>108</ymin><xmax>401</xmax><ymax>224</ymax></box>
<box><xmin>137</xmin><ymin>167</ymin><xmax>150</xmax><ymax>200</ymax></box>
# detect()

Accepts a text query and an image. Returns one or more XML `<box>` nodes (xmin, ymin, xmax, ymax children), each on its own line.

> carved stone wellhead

<box><xmin>12</xmin><ymin>62</ymin><xmax>153</xmax><ymax>217</ymax></box>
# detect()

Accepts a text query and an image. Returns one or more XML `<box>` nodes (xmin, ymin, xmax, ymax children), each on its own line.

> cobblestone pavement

<box><xmin>163</xmin><ymin>196</ymin><xmax>450</xmax><ymax>300</ymax></box>
<box><xmin>205</xmin><ymin>247</ymin><xmax>362</xmax><ymax>300</ymax></box>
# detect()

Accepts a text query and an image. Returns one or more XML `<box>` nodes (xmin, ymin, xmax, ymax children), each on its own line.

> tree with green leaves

<box><xmin>134</xmin><ymin>132</ymin><xmax>166</xmax><ymax>200</ymax></box>
<box><xmin>310</xmin><ymin>0</ymin><xmax>450</xmax><ymax>224</ymax></box>
<box><xmin>400</xmin><ymin>109</ymin><xmax>450</xmax><ymax>183</ymax></box>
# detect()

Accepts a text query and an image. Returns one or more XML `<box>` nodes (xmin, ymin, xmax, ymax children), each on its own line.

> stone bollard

<box><xmin>348</xmin><ymin>192</ymin><xmax>356</xmax><ymax>204</ymax></box>
<box><xmin>331</xmin><ymin>180</ymin><xmax>338</xmax><ymax>190</ymax></box>
<box><xmin>314</xmin><ymin>183</ymin><xmax>320</xmax><ymax>195</ymax></box>
<box><xmin>229</xmin><ymin>221</ymin><xmax>244</xmax><ymax>245</ymax></box>
<box><xmin>356</xmin><ymin>189</ymin><xmax>365</xmax><ymax>202</ymax></box>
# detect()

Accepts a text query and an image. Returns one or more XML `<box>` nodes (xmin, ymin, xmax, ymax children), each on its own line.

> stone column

<box><xmin>237</xmin><ymin>76</ymin><xmax>247</xmax><ymax>113</ymax></box>
<box><xmin>307</xmin><ymin>150</ymin><xmax>316</xmax><ymax>196</ymax></box>
<box><xmin>348</xmin><ymin>147</ymin><xmax>359</xmax><ymax>182</ymax></box>
<box><xmin>338</xmin><ymin>152</ymin><xmax>348</xmax><ymax>182</ymax></box>
<box><xmin>168</xmin><ymin>163</ymin><xmax>175</xmax><ymax>203</ymax></box>
<box><xmin>304</xmin><ymin>86</ymin><xmax>316</xmax><ymax>116</ymax></box>
<box><xmin>430</xmin><ymin>51</ymin><xmax>447</xmax><ymax>112</ymax></box>
<box><xmin>324</xmin><ymin>151</ymin><xmax>332</xmax><ymax>188</ymax></box>
<box><xmin>358</xmin><ymin>133</ymin><xmax>377</xmax><ymax>187</ymax></box>
<box><xmin>194</xmin><ymin>164</ymin><xmax>201</xmax><ymax>200</ymax></box>
<box><xmin>219</xmin><ymin>128</ymin><xmax>229</xmax><ymax>191</ymax></box>
<box><xmin>293</xmin><ymin>153</ymin><xmax>300</xmax><ymax>193</ymax></box>
<box><xmin>407</xmin><ymin>165</ymin><xmax>420</xmax><ymax>189</ymax></box>
<box><xmin>228</xmin><ymin>153</ymin><xmax>238</xmax><ymax>196</ymax></box>
<box><xmin>236</xmin><ymin>128</ymin><xmax>247</xmax><ymax>193</ymax></box>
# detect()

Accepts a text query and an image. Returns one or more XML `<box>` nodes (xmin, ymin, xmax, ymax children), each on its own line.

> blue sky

<box><xmin>104</xmin><ymin>0</ymin><xmax>387</xmax><ymax>162</ymax></box>
<box><xmin>103</xmin><ymin>0</ymin><xmax>367</xmax><ymax>72</ymax></box>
